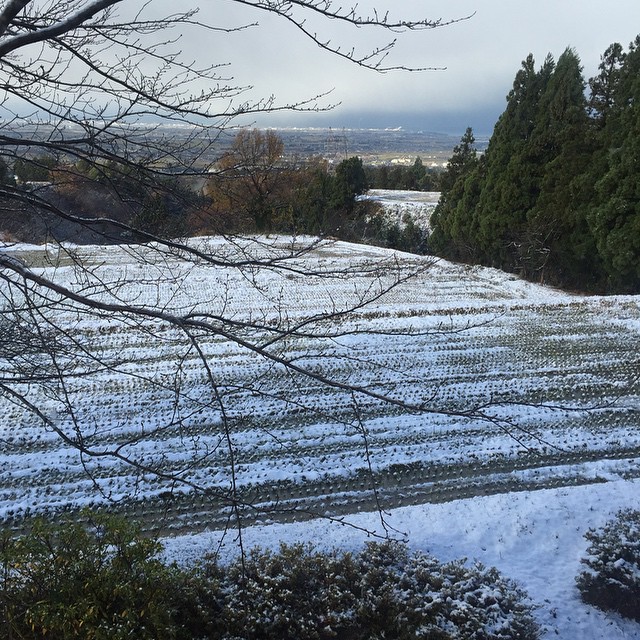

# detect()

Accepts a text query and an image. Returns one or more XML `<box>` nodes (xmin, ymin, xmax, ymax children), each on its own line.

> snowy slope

<box><xmin>2</xmin><ymin>235</ymin><xmax>640</xmax><ymax>638</ymax></box>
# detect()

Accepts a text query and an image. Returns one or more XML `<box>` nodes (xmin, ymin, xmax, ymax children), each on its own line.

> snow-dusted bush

<box><xmin>218</xmin><ymin>541</ymin><xmax>540</xmax><ymax>640</ymax></box>
<box><xmin>0</xmin><ymin>514</ymin><xmax>194</xmax><ymax>640</ymax></box>
<box><xmin>0</xmin><ymin>519</ymin><xmax>539</xmax><ymax>640</ymax></box>
<box><xmin>221</xmin><ymin>543</ymin><xmax>359</xmax><ymax>640</ymax></box>
<box><xmin>577</xmin><ymin>509</ymin><xmax>640</xmax><ymax>620</ymax></box>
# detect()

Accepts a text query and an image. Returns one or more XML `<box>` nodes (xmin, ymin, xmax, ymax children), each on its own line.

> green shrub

<box><xmin>0</xmin><ymin>513</ymin><xmax>214</xmax><ymax>640</ymax></box>
<box><xmin>0</xmin><ymin>518</ymin><xmax>540</xmax><ymax>640</ymax></box>
<box><xmin>577</xmin><ymin>509</ymin><xmax>640</xmax><ymax>620</ymax></box>
<box><xmin>220</xmin><ymin>543</ymin><xmax>359</xmax><ymax>639</ymax></box>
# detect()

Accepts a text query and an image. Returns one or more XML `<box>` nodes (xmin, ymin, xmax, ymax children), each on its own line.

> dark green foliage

<box><xmin>440</xmin><ymin>127</ymin><xmax>478</xmax><ymax>194</ymax></box>
<box><xmin>525</xmin><ymin>49</ymin><xmax>598</xmax><ymax>285</ymax></box>
<box><xmin>471</xmin><ymin>52</ymin><xmax>555</xmax><ymax>267</ymax></box>
<box><xmin>221</xmin><ymin>544</ymin><xmax>359</xmax><ymax>640</ymax></box>
<box><xmin>0</xmin><ymin>157</ymin><xmax>14</xmax><ymax>186</ymax></box>
<box><xmin>130</xmin><ymin>189</ymin><xmax>189</xmax><ymax>238</ymax></box>
<box><xmin>275</xmin><ymin>156</ymin><xmax>371</xmax><ymax>236</ymax></box>
<box><xmin>588</xmin><ymin>43</ymin><xmax>626</xmax><ymax>128</ymax></box>
<box><xmin>14</xmin><ymin>155</ymin><xmax>56</xmax><ymax>183</ymax></box>
<box><xmin>288</xmin><ymin>162</ymin><xmax>337</xmax><ymax>234</ymax></box>
<box><xmin>429</xmin><ymin>37</ymin><xmax>640</xmax><ymax>293</ymax></box>
<box><xmin>429</xmin><ymin>128</ymin><xmax>480</xmax><ymax>261</ymax></box>
<box><xmin>0</xmin><ymin>520</ymin><xmax>540</xmax><ymax>640</ymax></box>
<box><xmin>286</xmin><ymin>156</ymin><xmax>370</xmax><ymax>237</ymax></box>
<box><xmin>586</xmin><ymin>36</ymin><xmax>640</xmax><ymax>292</ymax></box>
<box><xmin>331</xmin><ymin>156</ymin><xmax>368</xmax><ymax>213</ymax></box>
<box><xmin>0</xmin><ymin>514</ymin><xmax>198</xmax><ymax>639</ymax></box>
<box><xmin>577</xmin><ymin>509</ymin><xmax>640</xmax><ymax>621</ymax></box>
<box><xmin>408</xmin><ymin>156</ymin><xmax>428</xmax><ymax>190</ymax></box>
<box><xmin>366</xmin><ymin>157</ymin><xmax>441</xmax><ymax>192</ymax></box>
<box><xmin>363</xmin><ymin>210</ymin><xmax>430</xmax><ymax>254</ymax></box>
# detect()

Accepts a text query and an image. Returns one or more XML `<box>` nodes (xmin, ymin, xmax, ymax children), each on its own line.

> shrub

<box><xmin>216</xmin><ymin>541</ymin><xmax>540</xmax><ymax>640</ymax></box>
<box><xmin>0</xmin><ymin>518</ymin><xmax>540</xmax><ymax>640</ymax></box>
<box><xmin>576</xmin><ymin>509</ymin><xmax>640</xmax><ymax>620</ymax></box>
<box><xmin>220</xmin><ymin>543</ymin><xmax>360</xmax><ymax>640</ymax></box>
<box><xmin>0</xmin><ymin>513</ymin><xmax>213</xmax><ymax>640</ymax></box>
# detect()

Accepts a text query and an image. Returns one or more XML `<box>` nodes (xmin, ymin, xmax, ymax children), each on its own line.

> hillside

<box><xmin>2</xmin><ymin>235</ymin><xmax>639</xmax><ymax>637</ymax></box>
<box><xmin>1</xmin><ymin>237</ymin><xmax>638</xmax><ymax>527</ymax></box>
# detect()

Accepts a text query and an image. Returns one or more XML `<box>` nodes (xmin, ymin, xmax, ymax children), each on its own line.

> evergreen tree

<box><xmin>331</xmin><ymin>156</ymin><xmax>368</xmax><ymax>213</ymax></box>
<box><xmin>408</xmin><ymin>156</ymin><xmax>427</xmax><ymax>190</ymax></box>
<box><xmin>472</xmin><ymin>54</ymin><xmax>554</xmax><ymax>269</ymax></box>
<box><xmin>370</xmin><ymin>164</ymin><xmax>390</xmax><ymax>189</ymax></box>
<box><xmin>290</xmin><ymin>160</ymin><xmax>335</xmax><ymax>234</ymax></box>
<box><xmin>526</xmin><ymin>48</ymin><xmax>598</xmax><ymax>286</ymax></box>
<box><xmin>429</xmin><ymin>38</ymin><xmax>640</xmax><ymax>293</ymax></box>
<box><xmin>588</xmin><ymin>42</ymin><xmax>626</xmax><ymax>129</ymax></box>
<box><xmin>0</xmin><ymin>157</ymin><xmax>13</xmax><ymax>186</ymax></box>
<box><xmin>439</xmin><ymin>127</ymin><xmax>477</xmax><ymax>193</ymax></box>
<box><xmin>14</xmin><ymin>155</ymin><xmax>56</xmax><ymax>182</ymax></box>
<box><xmin>429</xmin><ymin>127</ymin><xmax>479</xmax><ymax>260</ymax></box>
<box><xmin>587</xmin><ymin>36</ymin><xmax>640</xmax><ymax>291</ymax></box>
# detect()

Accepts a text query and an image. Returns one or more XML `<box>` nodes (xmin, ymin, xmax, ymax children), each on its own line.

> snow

<box><xmin>362</xmin><ymin>189</ymin><xmax>441</xmax><ymax>206</ymax></box>
<box><xmin>359</xmin><ymin>189</ymin><xmax>439</xmax><ymax>230</ymax></box>
<box><xmin>2</xmin><ymin>233</ymin><xmax>640</xmax><ymax>638</ymax></box>
<box><xmin>162</xmin><ymin>478</ymin><xmax>640</xmax><ymax>640</ymax></box>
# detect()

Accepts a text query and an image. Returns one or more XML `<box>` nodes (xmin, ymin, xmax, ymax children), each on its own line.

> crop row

<box><xmin>1</xmin><ymin>238</ymin><xmax>639</xmax><ymax>532</ymax></box>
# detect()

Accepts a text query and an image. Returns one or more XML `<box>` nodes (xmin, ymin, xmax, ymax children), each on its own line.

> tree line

<box><xmin>0</xmin><ymin>130</ymin><xmax>376</xmax><ymax>243</ymax></box>
<box><xmin>365</xmin><ymin>157</ymin><xmax>442</xmax><ymax>192</ymax></box>
<box><xmin>204</xmin><ymin>130</ymin><xmax>370</xmax><ymax>236</ymax></box>
<box><xmin>430</xmin><ymin>37</ymin><xmax>640</xmax><ymax>294</ymax></box>
<box><xmin>2</xmin><ymin>129</ymin><xmax>443</xmax><ymax>246</ymax></box>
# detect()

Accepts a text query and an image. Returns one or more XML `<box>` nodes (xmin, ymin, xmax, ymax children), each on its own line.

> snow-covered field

<box><xmin>163</xmin><ymin>479</ymin><xmax>640</xmax><ymax>639</ymax></box>
<box><xmin>1</xmin><ymin>235</ymin><xmax>640</xmax><ymax>638</ymax></box>
<box><xmin>359</xmin><ymin>188</ymin><xmax>439</xmax><ymax>229</ymax></box>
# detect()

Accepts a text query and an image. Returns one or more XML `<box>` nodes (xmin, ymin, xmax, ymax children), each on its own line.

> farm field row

<box><xmin>1</xmin><ymin>237</ymin><xmax>639</xmax><ymax>533</ymax></box>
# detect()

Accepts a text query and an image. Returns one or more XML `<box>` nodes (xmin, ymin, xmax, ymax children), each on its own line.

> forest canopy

<box><xmin>429</xmin><ymin>37</ymin><xmax>640</xmax><ymax>294</ymax></box>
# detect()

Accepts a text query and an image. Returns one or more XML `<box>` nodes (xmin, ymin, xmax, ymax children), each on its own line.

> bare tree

<box><xmin>0</xmin><ymin>1</ymin><xmax>476</xmax><ymax>539</ymax></box>
<box><xmin>209</xmin><ymin>129</ymin><xmax>286</xmax><ymax>232</ymax></box>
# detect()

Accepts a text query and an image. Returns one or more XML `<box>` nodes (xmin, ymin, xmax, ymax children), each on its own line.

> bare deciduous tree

<box><xmin>0</xmin><ymin>1</ymin><xmax>472</xmax><ymax>539</ymax></box>
<box><xmin>210</xmin><ymin>129</ymin><xmax>286</xmax><ymax>232</ymax></box>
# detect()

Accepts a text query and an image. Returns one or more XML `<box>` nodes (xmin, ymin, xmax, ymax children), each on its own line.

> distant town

<box><xmin>0</xmin><ymin>119</ymin><xmax>489</xmax><ymax>168</ymax></box>
<box><xmin>267</xmin><ymin>127</ymin><xmax>490</xmax><ymax>166</ymax></box>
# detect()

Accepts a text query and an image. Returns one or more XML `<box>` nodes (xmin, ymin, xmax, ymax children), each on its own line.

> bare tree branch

<box><xmin>0</xmin><ymin>1</ymin><xmax>482</xmax><ymax>536</ymax></box>
<box><xmin>0</xmin><ymin>0</ymin><xmax>124</xmax><ymax>56</ymax></box>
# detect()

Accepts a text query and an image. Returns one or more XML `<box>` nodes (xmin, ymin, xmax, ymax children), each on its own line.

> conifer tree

<box><xmin>589</xmin><ymin>43</ymin><xmax>626</xmax><ymax>129</ymax></box>
<box><xmin>526</xmin><ymin>48</ymin><xmax>598</xmax><ymax>286</ymax></box>
<box><xmin>409</xmin><ymin>156</ymin><xmax>427</xmax><ymax>190</ymax></box>
<box><xmin>472</xmin><ymin>54</ymin><xmax>554</xmax><ymax>270</ymax></box>
<box><xmin>428</xmin><ymin>127</ymin><xmax>479</xmax><ymax>260</ymax></box>
<box><xmin>429</xmin><ymin>38</ymin><xmax>640</xmax><ymax>293</ymax></box>
<box><xmin>587</xmin><ymin>37</ymin><xmax>640</xmax><ymax>291</ymax></box>
<box><xmin>331</xmin><ymin>156</ymin><xmax>368</xmax><ymax>213</ymax></box>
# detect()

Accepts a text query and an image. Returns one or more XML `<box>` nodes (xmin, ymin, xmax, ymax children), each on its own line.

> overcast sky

<box><xmin>171</xmin><ymin>1</ymin><xmax>640</xmax><ymax>135</ymax></box>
